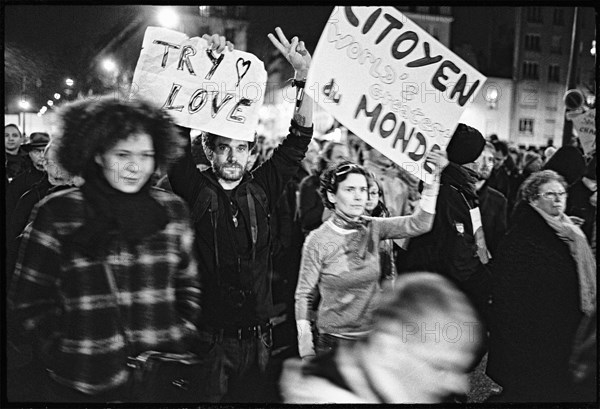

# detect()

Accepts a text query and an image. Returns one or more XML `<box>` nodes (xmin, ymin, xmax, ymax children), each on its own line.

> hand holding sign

<box><xmin>201</xmin><ymin>34</ymin><xmax>234</xmax><ymax>53</ymax></box>
<box><xmin>423</xmin><ymin>149</ymin><xmax>449</xmax><ymax>181</ymax></box>
<box><xmin>268</xmin><ymin>27</ymin><xmax>312</xmax><ymax>77</ymax></box>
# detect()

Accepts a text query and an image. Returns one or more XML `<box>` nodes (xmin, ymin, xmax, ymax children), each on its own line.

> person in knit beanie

<box><xmin>403</xmin><ymin>123</ymin><xmax>492</xmax><ymax>330</ymax></box>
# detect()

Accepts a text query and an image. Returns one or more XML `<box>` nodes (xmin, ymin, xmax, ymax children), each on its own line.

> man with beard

<box><xmin>466</xmin><ymin>142</ymin><xmax>507</xmax><ymax>257</ymax></box>
<box><xmin>167</xmin><ymin>30</ymin><xmax>313</xmax><ymax>402</ymax></box>
<box><xmin>403</xmin><ymin>124</ymin><xmax>491</xmax><ymax>324</ymax></box>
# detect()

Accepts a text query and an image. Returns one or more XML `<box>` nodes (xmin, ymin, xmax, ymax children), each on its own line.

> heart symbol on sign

<box><xmin>235</xmin><ymin>58</ymin><xmax>251</xmax><ymax>87</ymax></box>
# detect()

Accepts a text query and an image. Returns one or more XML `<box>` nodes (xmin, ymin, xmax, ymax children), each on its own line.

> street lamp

<box><xmin>19</xmin><ymin>99</ymin><xmax>31</xmax><ymax>110</ymax></box>
<box><xmin>65</xmin><ymin>78</ymin><xmax>74</xmax><ymax>87</ymax></box>
<box><xmin>102</xmin><ymin>58</ymin><xmax>118</xmax><ymax>73</ymax></box>
<box><xmin>157</xmin><ymin>7</ymin><xmax>179</xmax><ymax>29</ymax></box>
<box><xmin>54</xmin><ymin>93</ymin><xmax>61</xmax><ymax>100</ymax></box>
<box><xmin>47</xmin><ymin>100</ymin><xmax>54</xmax><ymax>106</ymax></box>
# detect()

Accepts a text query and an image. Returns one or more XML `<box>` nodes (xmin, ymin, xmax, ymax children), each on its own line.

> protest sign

<box><xmin>306</xmin><ymin>6</ymin><xmax>487</xmax><ymax>181</ymax></box>
<box><xmin>131</xmin><ymin>27</ymin><xmax>267</xmax><ymax>141</ymax></box>
<box><xmin>571</xmin><ymin>108</ymin><xmax>595</xmax><ymax>155</ymax></box>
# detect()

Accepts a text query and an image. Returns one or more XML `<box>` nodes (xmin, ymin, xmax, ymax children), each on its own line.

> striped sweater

<box><xmin>8</xmin><ymin>187</ymin><xmax>202</xmax><ymax>395</ymax></box>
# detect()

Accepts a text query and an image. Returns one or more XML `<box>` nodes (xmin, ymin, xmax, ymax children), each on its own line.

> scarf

<box><xmin>69</xmin><ymin>165</ymin><xmax>168</xmax><ymax>257</ymax></box>
<box><xmin>531</xmin><ymin>203</ymin><xmax>596</xmax><ymax>315</ymax></box>
<box><xmin>331</xmin><ymin>209</ymin><xmax>371</xmax><ymax>260</ymax></box>
<box><xmin>331</xmin><ymin>208</ymin><xmax>369</xmax><ymax>230</ymax></box>
<box><xmin>441</xmin><ymin>162</ymin><xmax>479</xmax><ymax>202</ymax></box>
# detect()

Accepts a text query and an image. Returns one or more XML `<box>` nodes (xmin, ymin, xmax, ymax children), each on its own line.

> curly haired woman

<box><xmin>8</xmin><ymin>96</ymin><xmax>202</xmax><ymax>402</ymax></box>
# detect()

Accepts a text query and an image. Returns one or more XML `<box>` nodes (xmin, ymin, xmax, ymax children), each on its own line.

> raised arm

<box><xmin>376</xmin><ymin>150</ymin><xmax>449</xmax><ymax>239</ymax></box>
<box><xmin>268</xmin><ymin>27</ymin><xmax>313</xmax><ymax>127</ymax></box>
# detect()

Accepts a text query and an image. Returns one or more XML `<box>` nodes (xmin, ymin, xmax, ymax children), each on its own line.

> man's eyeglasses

<box><xmin>538</xmin><ymin>191</ymin><xmax>567</xmax><ymax>200</ymax></box>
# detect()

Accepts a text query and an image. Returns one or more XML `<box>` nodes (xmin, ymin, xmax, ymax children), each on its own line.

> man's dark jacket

<box><xmin>403</xmin><ymin>164</ymin><xmax>491</xmax><ymax>318</ymax></box>
<box><xmin>168</xmin><ymin>121</ymin><xmax>312</xmax><ymax>328</ymax></box>
<box><xmin>477</xmin><ymin>182</ymin><xmax>507</xmax><ymax>257</ymax></box>
<box><xmin>403</xmin><ymin>164</ymin><xmax>484</xmax><ymax>282</ymax></box>
<box><xmin>6</xmin><ymin>167</ymin><xmax>45</xmax><ymax>218</ymax></box>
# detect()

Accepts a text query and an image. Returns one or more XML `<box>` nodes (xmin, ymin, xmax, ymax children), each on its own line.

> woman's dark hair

<box><xmin>520</xmin><ymin>169</ymin><xmax>567</xmax><ymax>203</ymax></box>
<box><xmin>319</xmin><ymin>160</ymin><xmax>368</xmax><ymax>210</ymax></box>
<box><xmin>366</xmin><ymin>173</ymin><xmax>390</xmax><ymax>217</ymax></box>
<box><xmin>55</xmin><ymin>96</ymin><xmax>185</xmax><ymax>176</ymax></box>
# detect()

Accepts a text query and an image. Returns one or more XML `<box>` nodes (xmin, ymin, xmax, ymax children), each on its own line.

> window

<box><xmin>519</xmin><ymin>118</ymin><xmax>534</xmax><ymax>134</ymax></box>
<box><xmin>427</xmin><ymin>26</ymin><xmax>440</xmax><ymax>40</ymax></box>
<box><xmin>548</xmin><ymin>65</ymin><xmax>560</xmax><ymax>83</ymax></box>
<box><xmin>526</xmin><ymin>7</ymin><xmax>543</xmax><ymax>23</ymax></box>
<box><xmin>522</xmin><ymin>61</ymin><xmax>539</xmax><ymax>79</ymax></box>
<box><xmin>553</xmin><ymin>8</ymin><xmax>565</xmax><ymax>25</ymax></box>
<box><xmin>546</xmin><ymin>91</ymin><xmax>559</xmax><ymax>110</ymax></box>
<box><xmin>544</xmin><ymin>120</ymin><xmax>556</xmax><ymax>139</ymax></box>
<box><xmin>520</xmin><ymin>88</ymin><xmax>539</xmax><ymax>106</ymax></box>
<box><xmin>525</xmin><ymin>34</ymin><xmax>541</xmax><ymax>51</ymax></box>
<box><xmin>551</xmin><ymin>35</ymin><xmax>562</xmax><ymax>54</ymax></box>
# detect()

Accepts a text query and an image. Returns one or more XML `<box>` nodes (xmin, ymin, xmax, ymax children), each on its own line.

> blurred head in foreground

<box><xmin>360</xmin><ymin>272</ymin><xmax>483</xmax><ymax>403</ymax></box>
<box><xmin>281</xmin><ymin>272</ymin><xmax>483</xmax><ymax>404</ymax></box>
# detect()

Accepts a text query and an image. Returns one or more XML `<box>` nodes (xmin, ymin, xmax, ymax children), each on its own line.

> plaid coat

<box><xmin>8</xmin><ymin>187</ymin><xmax>202</xmax><ymax>395</ymax></box>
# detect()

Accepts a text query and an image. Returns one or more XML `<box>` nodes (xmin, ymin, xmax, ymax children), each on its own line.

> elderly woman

<box><xmin>8</xmin><ymin>97</ymin><xmax>201</xmax><ymax>402</ymax></box>
<box><xmin>295</xmin><ymin>152</ymin><xmax>448</xmax><ymax>359</ymax></box>
<box><xmin>487</xmin><ymin>170</ymin><xmax>596</xmax><ymax>402</ymax></box>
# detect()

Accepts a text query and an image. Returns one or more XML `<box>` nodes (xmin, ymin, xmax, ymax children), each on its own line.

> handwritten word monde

<box><xmin>342</xmin><ymin>7</ymin><xmax>480</xmax><ymax>107</ymax></box>
<box><xmin>153</xmin><ymin>40</ymin><xmax>253</xmax><ymax>123</ymax></box>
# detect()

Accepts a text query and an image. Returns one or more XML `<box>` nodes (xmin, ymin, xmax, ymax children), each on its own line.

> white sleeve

<box><xmin>296</xmin><ymin>319</ymin><xmax>315</xmax><ymax>358</ymax></box>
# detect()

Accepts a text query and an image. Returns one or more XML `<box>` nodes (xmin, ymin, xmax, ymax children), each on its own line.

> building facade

<box><xmin>396</xmin><ymin>6</ymin><xmax>454</xmax><ymax>47</ymax></box>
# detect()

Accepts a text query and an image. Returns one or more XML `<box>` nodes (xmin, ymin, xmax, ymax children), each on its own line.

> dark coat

<box><xmin>477</xmin><ymin>183</ymin><xmax>507</xmax><ymax>257</ymax></box>
<box><xmin>168</xmin><ymin>122</ymin><xmax>312</xmax><ymax>328</ymax></box>
<box><xmin>487</xmin><ymin>202</ymin><xmax>583</xmax><ymax>402</ymax></box>
<box><xmin>404</xmin><ymin>165</ymin><xmax>484</xmax><ymax>282</ymax></box>
<box><xmin>297</xmin><ymin>173</ymin><xmax>324</xmax><ymax>235</ymax></box>
<box><xmin>6</xmin><ymin>167</ymin><xmax>45</xmax><ymax>217</ymax></box>
<box><xmin>567</xmin><ymin>179</ymin><xmax>596</xmax><ymax>244</ymax></box>
<box><xmin>487</xmin><ymin>165</ymin><xmax>511</xmax><ymax>202</ymax></box>
<box><xmin>403</xmin><ymin>165</ymin><xmax>491</xmax><ymax>317</ymax></box>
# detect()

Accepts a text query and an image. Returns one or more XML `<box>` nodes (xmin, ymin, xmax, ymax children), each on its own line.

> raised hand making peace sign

<box><xmin>268</xmin><ymin>27</ymin><xmax>312</xmax><ymax>79</ymax></box>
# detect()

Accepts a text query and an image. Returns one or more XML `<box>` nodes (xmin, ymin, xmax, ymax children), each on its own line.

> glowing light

<box><xmin>102</xmin><ymin>58</ymin><xmax>118</xmax><ymax>72</ymax></box>
<box><xmin>47</xmin><ymin>100</ymin><xmax>54</xmax><ymax>106</ymax></box>
<box><xmin>65</xmin><ymin>78</ymin><xmax>74</xmax><ymax>87</ymax></box>
<box><xmin>54</xmin><ymin>93</ymin><xmax>61</xmax><ymax>100</ymax></box>
<box><xmin>157</xmin><ymin>7</ymin><xmax>179</xmax><ymax>29</ymax></box>
<box><xmin>19</xmin><ymin>99</ymin><xmax>31</xmax><ymax>110</ymax></box>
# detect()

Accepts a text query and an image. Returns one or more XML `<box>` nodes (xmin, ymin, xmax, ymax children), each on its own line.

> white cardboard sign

<box><xmin>131</xmin><ymin>27</ymin><xmax>267</xmax><ymax>141</ymax></box>
<box><xmin>307</xmin><ymin>6</ymin><xmax>487</xmax><ymax>181</ymax></box>
<box><xmin>571</xmin><ymin>108</ymin><xmax>596</xmax><ymax>155</ymax></box>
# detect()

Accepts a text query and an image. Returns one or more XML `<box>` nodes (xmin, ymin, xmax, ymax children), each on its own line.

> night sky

<box><xmin>4</xmin><ymin>5</ymin><xmax>334</xmax><ymax>111</ymax></box>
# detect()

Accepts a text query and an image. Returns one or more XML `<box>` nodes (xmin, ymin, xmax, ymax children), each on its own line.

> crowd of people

<box><xmin>4</xmin><ymin>29</ymin><xmax>597</xmax><ymax>404</ymax></box>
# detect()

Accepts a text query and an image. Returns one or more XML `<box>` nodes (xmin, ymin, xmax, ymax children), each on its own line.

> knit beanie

<box><xmin>446</xmin><ymin>123</ymin><xmax>486</xmax><ymax>165</ymax></box>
